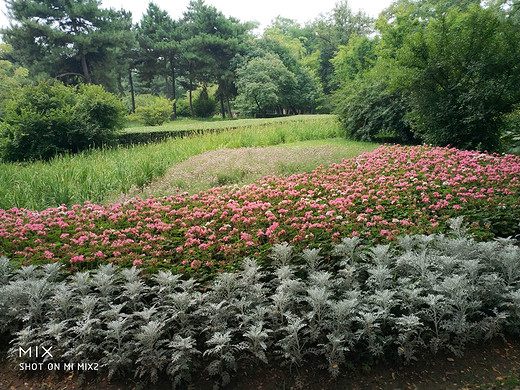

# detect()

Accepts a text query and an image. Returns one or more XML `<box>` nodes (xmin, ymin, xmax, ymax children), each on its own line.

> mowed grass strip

<box><xmin>109</xmin><ymin>138</ymin><xmax>380</xmax><ymax>202</ymax></box>
<box><xmin>123</xmin><ymin>114</ymin><xmax>332</xmax><ymax>134</ymax></box>
<box><xmin>0</xmin><ymin>116</ymin><xmax>343</xmax><ymax>210</ymax></box>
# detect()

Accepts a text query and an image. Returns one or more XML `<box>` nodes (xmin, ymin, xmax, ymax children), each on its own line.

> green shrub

<box><xmin>193</xmin><ymin>87</ymin><xmax>217</xmax><ymax>118</ymax></box>
<box><xmin>0</xmin><ymin>43</ymin><xmax>30</xmax><ymax>118</ymax></box>
<box><xmin>175</xmin><ymin>98</ymin><xmax>192</xmax><ymax>118</ymax></box>
<box><xmin>134</xmin><ymin>94</ymin><xmax>173</xmax><ymax>126</ymax></box>
<box><xmin>0</xmin><ymin>82</ymin><xmax>125</xmax><ymax>162</ymax></box>
<box><xmin>334</xmin><ymin>79</ymin><xmax>416</xmax><ymax>144</ymax></box>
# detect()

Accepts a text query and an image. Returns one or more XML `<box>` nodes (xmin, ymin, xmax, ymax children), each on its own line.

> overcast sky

<box><xmin>0</xmin><ymin>0</ymin><xmax>393</xmax><ymax>33</ymax></box>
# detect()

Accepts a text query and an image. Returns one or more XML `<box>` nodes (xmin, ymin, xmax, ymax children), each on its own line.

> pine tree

<box><xmin>2</xmin><ymin>0</ymin><xmax>135</xmax><ymax>89</ymax></box>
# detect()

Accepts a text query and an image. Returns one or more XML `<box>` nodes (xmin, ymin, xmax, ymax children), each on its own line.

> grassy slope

<box><xmin>108</xmin><ymin>137</ymin><xmax>379</xmax><ymax>202</ymax></box>
<box><xmin>0</xmin><ymin>116</ymin><xmax>372</xmax><ymax>210</ymax></box>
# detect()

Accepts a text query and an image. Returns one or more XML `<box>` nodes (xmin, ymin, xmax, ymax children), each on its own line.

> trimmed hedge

<box><xmin>115</xmin><ymin>128</ymin><xmax>221</xmax><ymax>146</ymax></box>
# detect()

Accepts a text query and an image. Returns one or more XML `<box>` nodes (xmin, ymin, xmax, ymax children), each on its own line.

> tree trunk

<box><xmin>254</xmin><ymin>97</ymin><xmax>262</xmax><ymax>115</ymax></box>
<box><xmin>220</xmin><ymin>96</ymin><xmax>226</xmax><ymax>119</ymax></box>
<box><xmin>165</xmin><ymin>74</ymin><xmax>170</xmax><ymax>100</ymax></box>
<box><xmin>171</xmin><ymin>60</ymin><xmax>176</xmax><ymax>120</ymax></box>
<box><xmin>226</xmin><ymin>97</ymin><xmax>233</xmax><ymax>118</ymax></box>
<box><xmin>189</xmin><ymin>80</ymin><xmax>194</xmax><ymax>118</ymax></box>
<box><xmin>117</xmin><ymin>73</ymin><xmax>123</xmax><ymax>95</ymax></box>
<box><xmin>129</xmin><ymin>68</ymin><xmax>135</xmax><ymax>113</ymax></box>
<box><xmin>80</xmin><ymin>53</ymin><xmax>91</xmax><ymax>84</ymax></box>
<box><xmin>72</xmin><ymin>19</ymin><xmax>90</xmax><ymax>84</ymax></box>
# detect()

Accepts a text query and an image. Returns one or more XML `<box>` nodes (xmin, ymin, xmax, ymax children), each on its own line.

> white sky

<box><xmin>0</xmin><ymin>0</ymin><xmax>393</xmax><ymax>33</ymax></box>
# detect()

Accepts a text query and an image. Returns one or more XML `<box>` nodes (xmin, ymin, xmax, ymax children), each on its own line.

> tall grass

<box><xmin>0</xmin><ymin>116</ymin><xmax>341</xmax><ymax>210</ymax></box>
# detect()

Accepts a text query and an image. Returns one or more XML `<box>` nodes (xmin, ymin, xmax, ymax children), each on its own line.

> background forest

<box><xmin>0</xmin><ymin>0</ymin><xmax>519</xmax><ymax>158</ymax></box>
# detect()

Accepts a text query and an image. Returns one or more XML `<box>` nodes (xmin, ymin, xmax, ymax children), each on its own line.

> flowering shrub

<box><xmin>0</xmin><ymin>145</ymin><xmax>519</xmax><ymax>274</ymax></box>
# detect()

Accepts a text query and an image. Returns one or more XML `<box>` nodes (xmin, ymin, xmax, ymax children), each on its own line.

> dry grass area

<box><xmin>108</xmin><ymin>139</ymin><xmax>378</xmax><ymax>203</ymax></box>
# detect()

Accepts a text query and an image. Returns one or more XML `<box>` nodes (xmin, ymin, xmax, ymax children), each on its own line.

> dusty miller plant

<box><xmin>1</xmin><ymin>217</ymin><xmax>519</xmax><ymax>387</ymax></box>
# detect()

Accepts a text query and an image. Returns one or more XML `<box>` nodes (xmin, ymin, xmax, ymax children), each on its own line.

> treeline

<box><xmin>1</xmin><ymin>0</ymin><xmax>519</xmax><ymax>153</ymax></box>
<box><xmin>0</xmin><ymin>0</ymin><xmax>372</xmax><ymax>119</ymax></box>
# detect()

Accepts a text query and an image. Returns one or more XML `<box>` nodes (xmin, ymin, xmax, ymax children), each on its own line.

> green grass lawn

<box><xmin>123</xmin><ymin>114</ymin><xmax>332</xmax><ymax>134</ymax></box>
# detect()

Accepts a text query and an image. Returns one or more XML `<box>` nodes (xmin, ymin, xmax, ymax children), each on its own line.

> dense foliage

<box><xmin>2</xmin><ymin>0</ymin><xmax>517</xmax><ymax>149</ymax></box>
<box><xmin>0</xmin><ymin>82</ymin><xmax>125</xmax><ymax>162</ymax></box>
<box><xmin>2</xmin><ymin>226</ymin><xmax>519</xmax><ymax>387</ymax></box>
<box><xmin>332</xmin><ymin>1</ymin><xmax>520</xmax><ymax>151</ymax></box>
<box><xmin>1</xmin><ymin>145</ymin><xmax>518</xmax><ymax>274</ymax></box>
<box><xmin>388</xmin><ymin>4</ymin><xmax>520</xmax><ymax>151</ymax></box>
<box><xmin>1</xmin><ymin>0</ymin><xmax>134</xmax><ymax>88</ymax></box>
<box><xmin>235</xmin><ymin>54</ymin><xmax>296</xmax><ymax>116</ymax></box>
<box><xmin>132</xmin><ymin>94</ymin><xmax>173</xmax><ymax>126</ymax></box>
<box><xmin>0</xmin><ymin>43</ymin><xmax>29</xmax><ymax>117</ymax></box>
<box><xmin>333</xmin><ymin>78</ymin><xmax>414</xmax><ymax>143</ymax></box>
<box><xmin>0</xmin><ymin>0</ymin><xmax>374</xmax><ymax>119</ymax></box>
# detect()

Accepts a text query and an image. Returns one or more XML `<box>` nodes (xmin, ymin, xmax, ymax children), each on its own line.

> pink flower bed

<box><xmin>1</xmin><ymin>145</ymin><xmax>519</xmax><ymax>273</ymax></box>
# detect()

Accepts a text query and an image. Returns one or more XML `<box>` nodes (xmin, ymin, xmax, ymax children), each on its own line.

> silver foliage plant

<box><xmin>1</xmin><ymin>218</ymin><xmax>520</xmax><ymax>388</ymax></box>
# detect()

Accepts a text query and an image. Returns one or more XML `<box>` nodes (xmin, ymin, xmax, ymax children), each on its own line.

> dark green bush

<box><xmin>334</xmin><ymin>79</ymin><xmax>416</xmax><ymax>144</ymax></box>
<box><xmin>0</xmin><ymin>82</ymin><xmax>125</xmax><ymax>162</ymax></box>
<box><xmin>193</xmin><ymin>87</ymin><xmax>217</xmax><ymax>118</ymax></box>
<box><xmin>175</xmin><ymin>98</ymin><xmax>192</xmax><ymax>118</ymax></box>
<box><xmin>133</xmin><ymin>94</ymin><xmax>173</xmax><ymax>126</ymax></box>
<box><xmin>387</xmin><ymin>4</ymin><xmax>520</xmax><ymax>152</ymax></box>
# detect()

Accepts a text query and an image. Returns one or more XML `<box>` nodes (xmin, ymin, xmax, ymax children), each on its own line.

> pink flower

<box><xmin>70</xmin><ymin>255</ymin><xmax>84</xmax><ymax>263</ymax></box>
<box><xmin>1</xmin><ymin>144</ymin><xmax>519</xmax><ymax>269</ymax></box>
<box><xmin>191</xmin><ymin>260</ymin><xmax>202</xmax><ymax>269</ymax></box>
<box><xmin>240</xmin><ymin>232</ymin><xmax>252</xmax><ymax>241</ymax></box>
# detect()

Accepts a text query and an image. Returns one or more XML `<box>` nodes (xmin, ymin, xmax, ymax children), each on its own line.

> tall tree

<box><xmin>312</xmin><ymin>0</ymin><xmax>373</xmax><ymax>93</ymax></box>
<box><xmin>1</xmin><ymin>0</ymin><xmax>134</xmax><ymax>89</ymax></box>
<box><xmin>255</xmin><ymin>35</ymin><xmax>321</xmax><ymax>114</ymax></box>
<box><xmin>235</xmin><ymin>53</ymin><xmax>296</xmax><ymax>116</ymax></box>
<box><xmin>180</xmin><ymin>0</ymin><xmax>253</xmax><ymax>118</ymax></box>
<box><xmin>136</xmin><ymin>3</ymin><xmax>180</xmax><ymax>117</ymax></box>
<box><xmin>332</xmin><ymin>34</ymin><xmax>415</xmax><ymax>144</ymax></box>
<box><xmin>380</xmin><ymin>2</ymin><xmax>520</xmax><ymax>151</ymax></box>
